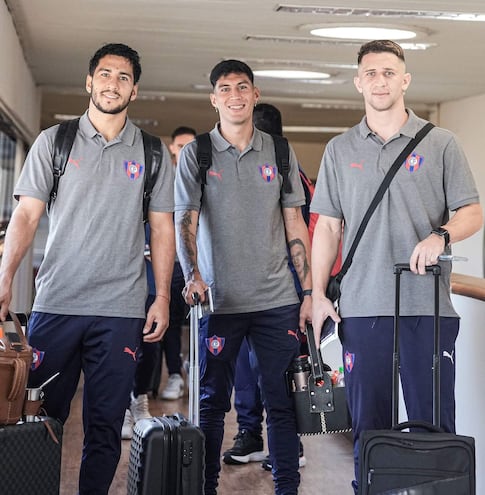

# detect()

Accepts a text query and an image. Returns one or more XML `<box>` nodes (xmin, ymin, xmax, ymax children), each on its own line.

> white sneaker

<box><xmin>121</xmin><ymin>409</ymin><xmax>134</xmax><ymax>440</ymax></box>
<box><xmin>130</xmin><ymin>393</ymin><xmax>152</xmax><ymax>422</ymax></box>
<box><xmin>160</xmin><ymin>373</ymin><xmax>184</xmax><ymax>400</ymax></box>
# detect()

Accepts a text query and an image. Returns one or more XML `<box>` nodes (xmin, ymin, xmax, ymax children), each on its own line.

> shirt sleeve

<box><xmin>148</xmin><ymin>140</ymin><xmax>175</xmax><ymax>213</ymax></box>
<box><xmin>14</xmin><ymin>127</ymin><xmax>58</xmax><ymax>203</ymax></box>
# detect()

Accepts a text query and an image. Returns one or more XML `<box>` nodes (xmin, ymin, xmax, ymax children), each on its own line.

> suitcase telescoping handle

<box><xmin>393</xmin><ymin>263</ymin><xmax>441</xmax><ymax>428</ymax></box>
<box><xmin>189</xmin><ymin>293</ymin><xmax>201</xmax><ymax>427</ymax></box>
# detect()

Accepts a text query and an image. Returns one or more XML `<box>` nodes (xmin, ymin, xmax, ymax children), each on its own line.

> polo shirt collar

<box><xmin>79</xmin><ymin>111</ymin><xmax>137</xmax><ymax>145</ymax></box>
<box><xmin>358</xmin><ymin>108</ymin><xmax>424</xmax><ymax>141</ymax></box>
<box><xmin>209</xmin><ymin>123</ymin><xmax>263</xmax><ymax>152</ymax></box>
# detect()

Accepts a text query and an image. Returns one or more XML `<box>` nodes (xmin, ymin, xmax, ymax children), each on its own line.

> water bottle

<box><xmin>290</xmin><ymin>355</ymin><xmax>311</xmax><ymax>392</ymax></box>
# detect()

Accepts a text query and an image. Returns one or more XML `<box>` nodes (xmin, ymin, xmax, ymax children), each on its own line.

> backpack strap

<box><xmin>49</xmin><ymin>118</ymin><xmax>80</xmax><ymax>211</ymax></box>
<box><xmin>196</xmin><ymin>133</ymin><xmax>212</xmax><ymax>186</ymax></box>
<box><xmin>194</xmin><ymin>132</ymin><xmax>292</xmax><ymax>196</ymax></box>
<box><xmin>272</xmin><ymin>134</ymin><xmax>292</xmax><ymax>194</ymax></box>
<box><xmin>141</xmin><ymin>130</ymin><xmax>163</xmax><ymax>224</ymax></box>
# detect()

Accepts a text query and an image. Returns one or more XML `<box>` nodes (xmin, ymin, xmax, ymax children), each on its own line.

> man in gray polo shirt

<box><xmin>311</xmin><ymin>39</ymin><xmax>482</xmax><ymax>493</ymax></box>
<box><xmin>175</xmin><ymin>60</ymin><xmax>312</xmax><ymax>495</ymax></box>
<box><xmin>0</xmin><ymin>43</ymin><xmax>175</xmax><ymax>494</ymax></box>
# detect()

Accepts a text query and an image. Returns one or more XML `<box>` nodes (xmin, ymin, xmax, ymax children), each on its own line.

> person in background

<box><xmin>175</xmin><ymin>60</ymin><xmax>311</xmax><ymax>495</ymax></box>
<box><xmin>0</xmin><ymin>43</ymin><xmax>175</xmax><ymax>494</ymax></box>
<box><xmin>122</xmin><ymin>126</ymin><xmax>196</xmax><ymax>439</ymax></box>
<box><xmin>152</xmin><ymin>125</ymin><xmax>197</xmax><ymax>400</ymax></box>
<box><xmin>222</xmin><ymin>103</ymin><xmax>309</xmax><ymax>471</ymax></box>
<box><xmin>310</xmin><ymin>39</ymin><xmax>482</xmax><ymax>493</ymax></box>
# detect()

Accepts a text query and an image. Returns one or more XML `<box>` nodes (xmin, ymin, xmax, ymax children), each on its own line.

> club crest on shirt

<box><xmin>259</xmin><ymin>164</ymin><xmax>277</xmax><ymax>183</ymax></box>
<box><xmin>205</xmin><ymin>335</ymin><xmax>225</xmax><ymax>356</ymax></box>
<box><xmin>124</xmin><ymin>161</ymin><xmax>143</xmax><ymax>180</ymax></box>
<box><xmin>344</xmin><ymin>351</ymin><xmax>355</xmax><ymax>373</ymax></box>
<box><xmin>31</xmin><ymin>348</ymin><xmax>45</xmax><ymax>371</ymax></box>
<box><xmin>404</xmin><ymin>153</ymin><xmax>424</xmax><ymax>172</ymax></box>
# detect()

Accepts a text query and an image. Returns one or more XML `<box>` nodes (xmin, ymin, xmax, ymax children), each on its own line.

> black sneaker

<box><xmin>261</xmin><ymin>441</ymin><xmax>306</xmax><ymax>471</ymax></box>
<box><xmin>222</xmin><ymin>429</ymin><xmax>266</xmax><ymax>465</ymax></box>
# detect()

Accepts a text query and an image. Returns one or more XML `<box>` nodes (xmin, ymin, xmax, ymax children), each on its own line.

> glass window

<box><xmin>0</xmin><ymin>115</ymin><xmax>18</xmax><ymax>257</ymax></box>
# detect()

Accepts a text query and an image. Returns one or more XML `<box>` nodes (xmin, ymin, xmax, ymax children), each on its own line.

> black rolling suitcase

<box><xmin>0</xmin><ymin>417</ymin><xmax>63</xmax><ymax>495</ymax></box>
<box><xmin>358</xmin><ymin>264</ymin><xmax>475</xmax><ymax>495</ymax></box>
<box><xmin>127</xmin><ymin>296</ymin><xmax>205</xmax><ymax>495</ymax></box>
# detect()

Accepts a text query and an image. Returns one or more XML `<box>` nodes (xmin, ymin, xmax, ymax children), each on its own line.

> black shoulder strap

<box><xmin>336</xmin><ymin>122</ymin><xmax>435</xmax><ymax>283</ymax></box>
<box><xmin>195</xmin><ymin>132</ymin><xmax>292</xmax><ymax>195</ymax></box>
<box><xmin>272</xmin><ymin>134</ymin><xmax>292</xmax><ymax>194</ymax></box>
<box><xmin>141</xmin><ymin>130</ymin><xmax>163</xmax><ymax>224</ymax></box>
<box><xmin>196</xmin><ymin>133</ymin><xmax>212</xmax><ymax>186</ymax></box>
<box><xmin>49</xmin><ymin>118</ymin><xmax>80</xmax><ymax>210</ymax></box>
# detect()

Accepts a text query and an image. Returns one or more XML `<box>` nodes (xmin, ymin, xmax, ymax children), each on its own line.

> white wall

<box><xmin>434</xmin><ymin>98</ymin><xmax>485</xmax><ymax>493</ymax></box>
<box><xmin>1</xmin><ymin>0</ymin><xmax>40</xmax><ymax>312</ymax></box>
<box><xmin>437</xmin><ymin>96</ymin><xmax>485</xmax><ymax>278</ymax></box>
<box><xmin>452</xmin><ymin>294</ymin><xmax>484</xmax><ymax>495</ymax></box>
<box><xmin>0</xmin><ymin>0</ymin><xmax>41</xmax><ymax>141</ymax></box>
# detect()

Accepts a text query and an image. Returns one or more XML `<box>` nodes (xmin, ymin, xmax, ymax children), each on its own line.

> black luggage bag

<box><xmin>358</xmin><ymin>264</ymin><xmax>476</xmax><ymax>495</ymax></box>
<box><xmin>127</xmin><ymin>296</ymin><xmax>205</xmax><ymax>495</ymax></box>
<box><xmin>0</xmin><ymin>417</ymin><xmax>63</xmax><ymax>495</ymax></box>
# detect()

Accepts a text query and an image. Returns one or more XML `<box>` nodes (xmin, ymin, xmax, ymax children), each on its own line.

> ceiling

<box><xmin>5</xmin><ymin>0</ymin><xmax>485</xmax><ymax>143</ymax></box>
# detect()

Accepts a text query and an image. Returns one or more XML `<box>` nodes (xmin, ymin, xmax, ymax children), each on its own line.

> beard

<box><xmin>90</xmin><ymin>90</ymin><xmax>131</xmax><ymax>115</ymax></box>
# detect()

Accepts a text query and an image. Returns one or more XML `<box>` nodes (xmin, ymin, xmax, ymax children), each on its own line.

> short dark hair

<box><xmin>253</xmin><ymin>103</ymin><xmax>283</xmax><ymax>136</ymax></box>
<box><xmin>171</xmin><ymin>126</ymin><xmax>197</xmax><ymax>141</ymax></box>
<box><xmin>89</xmin><ymin>43</ymin><xmax>142</xmax><ymax>84</ymax></box>
<box><xmin>209</xmin><ymin>59</ymin><xmax>254</xmax><ymax>87</ymax></box>
<box><xmin>357</xmin><ymin>40</ymin><xmax>405</xmax><ymax>65</ymax></box>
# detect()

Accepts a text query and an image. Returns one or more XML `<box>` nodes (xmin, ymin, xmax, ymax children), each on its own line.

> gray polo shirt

<box><xmin>15</xmin><ymin>112</ymin><xmax>174</xmax><ymax>318</ymax></box>
<box><xmin>311</xmin><ymin>109</ymin><xmax>479</xmax><ymax>318</ymax></box>
<box><xmin>175</xmin><ymin>125</ymin><xmax>304</xmax><ymax>314</ymax></box>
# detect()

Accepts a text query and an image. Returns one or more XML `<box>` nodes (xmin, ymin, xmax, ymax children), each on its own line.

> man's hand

<box><xmin>299</xmin><ymin>295</ymin><xmax>312</xmax><ymax>333</ymax></box>
<box><xmin>409</xmin><ymin>234</ymin><xmax>445</xmax><ymax>275</ymax></box>
<box><xmin>0</xmin><ymin>283</ymin><xmax>12</xmax><ymax>321</ymax></box>
<box><xmin>182</xmin><ymin>279</ymin><xmax>209</xmax><ymax>306</ymax></box>
<box><xmin>143</xmin><ymin>297</ymin><xmax>170</xmax><ymax>342</ymax></box>
<box><xmin>311</xmin><ymin>293</ymin><xmax>341</xmax><ymax>345</ymax></box>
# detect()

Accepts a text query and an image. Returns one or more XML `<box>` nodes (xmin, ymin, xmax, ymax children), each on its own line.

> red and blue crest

<box><xmin>124</xmin><ymin>161</ymin><xmax>143</xmax><ymax>180</ymax></box>
<box><xmin>259</xmin><ymin>164</ymin><xmax>276</xmax><ymax>183</ymax></box>
<box><xmin>344</xmin><ymin>351</ymin><xmax>355</xmax><ymax>373</ymax></box>
<box><xmin>205</xmin><ymin>335</ymin><xmax>225</xmax><ymax>356</ymax></box>
<box><xmin>31</xmin><ymin>348</ymin><xmax>45</xmax><ymax>371</ymax></box>
<box><xmin>404</xmin><ymin>153</ymin><xmax>424</xmax><ymax>172</ymax></box>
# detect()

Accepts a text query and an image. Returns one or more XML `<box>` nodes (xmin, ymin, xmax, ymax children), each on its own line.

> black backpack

<box><xmin>195</xmin><ymin>132</ymin><xmax>292</xmax><ymax>194</ymax></box>
<box><xmin>49</xmin><ymin>118</ymin><xmax>162</xmax><ymax>223</ymax></box>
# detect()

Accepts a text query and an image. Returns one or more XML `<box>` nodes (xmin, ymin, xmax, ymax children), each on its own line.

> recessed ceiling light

<box><xmin>310</xmin><ymin>26</ymin><xmax>417</xmax><ymax>40</ymax></box>
<box><xmin>254</xmin><ymin>69</ymin><xmax>330</xmax><ymax>79</ymax></box>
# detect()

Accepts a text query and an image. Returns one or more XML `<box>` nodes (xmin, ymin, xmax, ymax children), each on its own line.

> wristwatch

<box><xmin>430</xmin><ymin>227</ymin><xmax>450</xmax><ymax>247</ymax></box>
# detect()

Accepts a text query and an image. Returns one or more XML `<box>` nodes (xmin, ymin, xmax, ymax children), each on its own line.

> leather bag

<box><xmin>0</xmin><ymin>312</ymin><xmax>33</xmax><ymax>424</ymax></box>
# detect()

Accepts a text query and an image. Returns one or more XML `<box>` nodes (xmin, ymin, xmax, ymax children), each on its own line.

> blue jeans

<box><xmin>199</xmin><ymin>304</ymin><xmax>301</xmax><ymax>495</ymax></box>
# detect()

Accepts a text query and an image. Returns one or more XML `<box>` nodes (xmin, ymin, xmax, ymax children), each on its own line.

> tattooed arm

<box><xmin>175</xmin><ymin>209</ymin><xmax>209</xmax><ymax>305</ymax></box>
<box><xmin>283</xmin><ymin>206</ymin><xmax>312</xmax><ymax>331</ymax></box>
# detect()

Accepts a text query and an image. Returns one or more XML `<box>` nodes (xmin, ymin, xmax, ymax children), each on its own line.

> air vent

<box><xmin>276</xmin><ymin>5</ymin><xmax>485</xmax><ymax>22</ymax></box>
<box><xmin>246</xmin><ymin>34</ymin><xmax>362</xmax><ymax>46</ymax></box>
<box><xmin>245</xmin><ymin>35</ymin><xmax>435</xmax><ymax>50</ymax></box>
